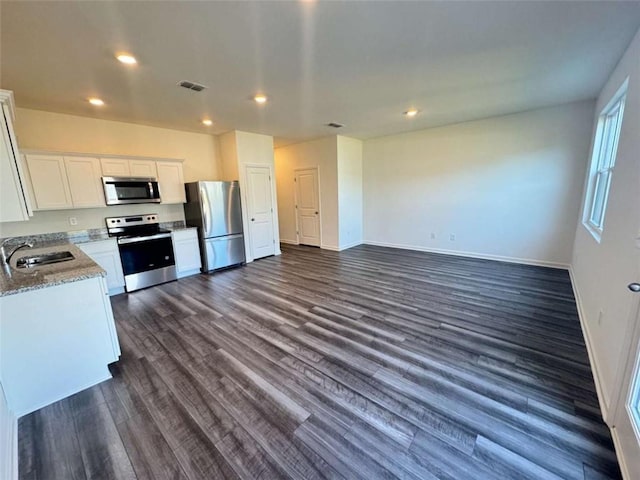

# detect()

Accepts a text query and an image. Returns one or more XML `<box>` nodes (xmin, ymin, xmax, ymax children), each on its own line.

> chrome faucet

<box><xmin>1</xmin><ymin>238</ymin><xmax>33</xmax><ymax>265</ymax></box>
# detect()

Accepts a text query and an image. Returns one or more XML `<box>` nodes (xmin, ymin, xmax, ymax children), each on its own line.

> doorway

<box><xmin>294</xmin><ymin>167</ymin><xmax>321</xmax><ymax>247</ymax></box>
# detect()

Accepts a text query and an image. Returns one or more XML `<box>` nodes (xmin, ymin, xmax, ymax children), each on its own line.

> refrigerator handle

<box><xmin>200</xmin><ymin>185</ymin><xmax>211</xmax><ymax>237</ymax></box>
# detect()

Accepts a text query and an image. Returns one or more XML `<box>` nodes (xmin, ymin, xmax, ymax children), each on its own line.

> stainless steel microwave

<box><xmin>102</xmin><ymin>177</ymin><xmax>161</xmax><ymax>205</ymax></box>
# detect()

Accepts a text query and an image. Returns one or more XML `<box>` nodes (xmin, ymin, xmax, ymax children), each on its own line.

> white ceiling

<box><xmin>2</xmin><ymin>1</ymin><xmax>639</xmax><ymax>146</ymax></box>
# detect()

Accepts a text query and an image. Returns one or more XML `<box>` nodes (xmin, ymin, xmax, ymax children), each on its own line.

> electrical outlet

<box><xmin>449</xmin><ymin>234</ymin><xmax>456</xmax><ymax>241</ymax></box>
<box><xmin>430</xmin><ymin>233</ymin><xmax>436</xmax><ymax>240</ymax></box>
<box><xmin>68</xmin><ymin>217</ymin><xmax>78</xmax><ymax>226</ymax></box>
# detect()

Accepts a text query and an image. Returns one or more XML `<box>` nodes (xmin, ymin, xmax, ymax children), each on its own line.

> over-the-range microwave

<box><xmin>102</xmin><ymin>176</ymin><xmax>161</xmax><ymax>205</ymax></box>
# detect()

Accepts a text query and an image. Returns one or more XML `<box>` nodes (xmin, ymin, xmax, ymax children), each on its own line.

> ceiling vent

<box><xmin>325</xmin><ymin>122</ymin><xmax>344</xmax><ymax>128</ymax></box>
<box><xmin>178</xmin><ymin>80</ymin><xmax>208</xmax><ymax>92</ymax></box>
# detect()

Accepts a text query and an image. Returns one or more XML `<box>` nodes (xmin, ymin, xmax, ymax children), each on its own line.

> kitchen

<box><xmin>2</xmin><ymin>1</ymin><xmax>639</xmax><ymax>478</ymax></box>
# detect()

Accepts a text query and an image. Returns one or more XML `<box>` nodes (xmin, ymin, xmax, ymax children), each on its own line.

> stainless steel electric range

<box><xmin>106</xmin><ymin>214</ymin><xmax>177</xmax><ymax>292</ymax></box>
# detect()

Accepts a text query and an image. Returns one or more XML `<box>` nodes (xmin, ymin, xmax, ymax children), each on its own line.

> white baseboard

<box><xmin>338</xmin><ymin>241</ymin><xmax>364</xmax><ymax>252</ymax></box>
<box><xmin>568</xmin><ymin>266</ymin><xmax>609</xmax><ymax>422</ymax></box>
<box><xmin>363</xmin><ymin>240</ymin><xmax>570</xmax><ymax>269</ymax></box>
<box><xmin>611</xmin><ymin>427</ymin><xmax>631</xmax><ymax>480</ymax></box>
<box><xmin>321</xmin><ymin>244</ymin><xmax>340</xmax><ymax>251</ymax></box>
<box><xmin>280</xmin><ymin>239</ymin><xmax>299</xmax><ymax>245</ymax></box>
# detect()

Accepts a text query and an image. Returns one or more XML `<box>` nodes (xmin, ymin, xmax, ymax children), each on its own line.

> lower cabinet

<box><xmin>0</xmin><ymin>275</ymin><xmax>120</xmax><ymax>417</ymax></box>
<box><xmin>172</xmin><ymin>228</ymin><xmax>201</xmax><ymax>278</ymax></box>
<box><xmin>78</xmin><ymin>239</ymin><xmax>125</xmax><ymax>295</ymax></box>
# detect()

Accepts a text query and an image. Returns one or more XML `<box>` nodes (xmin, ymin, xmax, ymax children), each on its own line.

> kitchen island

<box><xmin>0</xmin><ymin>242</ymin><xmax>120</xmax><ymax>416</ymax></box>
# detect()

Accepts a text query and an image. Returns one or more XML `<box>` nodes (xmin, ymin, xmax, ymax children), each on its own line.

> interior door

<box><xmin>246</xmin><ymin>165</ymin><xmax>275</xmax><ymax>259</ymax></box>
<box><xmin>611</xmin><ymin>233</ymin><xmax>640</xmax><ymax>478</ymax></box>
<box><xmin>295</xmin><ymin>168</ymin><xmax>320</xmax><ymax>247</ymax></box>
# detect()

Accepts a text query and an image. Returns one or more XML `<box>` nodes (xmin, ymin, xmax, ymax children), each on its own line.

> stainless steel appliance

<box><xmin>106</xmin><ymin>214</ymin><xmax>177</xmax><ymax>292</ymax></box>
<box><xmin>102</xmin><ymin>176</ymin><xmax>161</xmax><ymax>205</ymax></box>
<box><xmin>184</xmin><ymin>181</ymin><xmax>245</xmax><ymax>271</ymax></box>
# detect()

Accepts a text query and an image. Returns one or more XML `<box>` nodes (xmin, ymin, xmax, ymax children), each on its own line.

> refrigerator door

<box><xmin>203</xmin><ymin>234</ymin><xmax>246</xmax><ymax>271</ymax></box>
<box><xmin>199</xmin><ymin>181</ymin><xmax>243</xmax><ymax>239</ymax></box>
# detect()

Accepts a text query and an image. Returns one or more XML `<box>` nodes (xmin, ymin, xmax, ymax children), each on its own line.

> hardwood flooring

<box><xmin>19</xmin><ymin>244</ymin><xmax>621</xmax><ymax>479</ymax></box>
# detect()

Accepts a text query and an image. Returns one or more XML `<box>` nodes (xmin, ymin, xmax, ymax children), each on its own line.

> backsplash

<box><xmin>0</xmin><ymin>220</ymin><xmax>186</xmax><ymax>247</ymax></box>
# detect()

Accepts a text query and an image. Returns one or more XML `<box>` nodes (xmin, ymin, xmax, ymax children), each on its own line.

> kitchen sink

<box><xmin>16</xmin><ymin>251</ymin><xmax>75</xmax><ymax>269</ymax></box>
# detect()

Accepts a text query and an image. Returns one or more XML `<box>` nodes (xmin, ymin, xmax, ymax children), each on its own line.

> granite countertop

<box><xmin>0</xmin><ymin>243</ymin><xmax>105</xmax><ymax>297</ymax></box>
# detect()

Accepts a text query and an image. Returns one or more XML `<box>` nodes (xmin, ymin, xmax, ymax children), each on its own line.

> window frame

<box><xmin>582</xmin><ymin>79</ymin><xmax>628</xmax><ymax>242</ymax></box>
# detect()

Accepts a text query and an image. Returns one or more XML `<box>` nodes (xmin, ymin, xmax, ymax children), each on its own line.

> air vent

<box><xmin>178</xmin><ymin>80</ymin><xmax>208</xmax><ymax>92</ymax></box>
<box><xmin>325</xmin><ymin>122</ymin><xmax>344</xmax><ymax>128</ymax></box>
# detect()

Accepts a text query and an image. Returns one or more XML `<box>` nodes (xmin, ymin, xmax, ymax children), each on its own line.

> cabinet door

<box><xmin>100</xmin><ymin>158</ymin><xmax>130</xmax><ymax>177</ymax></box>
<box><xmin>157</xmin><ymin>161</ymin><xmax>186</xmax><ymax>204</ymax></box>
<box><xmin>129</xmin><ymin>160</ymin><xmax>157</xmax><ymax>178</ymax></box>
<box><xmin>78</xmin><ymin>240</ymin><xmax>125</xmax><ymax>295</ymax></box>
<box><xmin>172</xmin><ymin>229</ymin><xmax>201</xmax><ymax>277</ymax></box>
<box><xmin>0</xmin><ymin>102</ymin><xmax>31</xmax><ymax>222</ymax></box>
<box><xmin>64</xmin><ymin>156</ymin><xmax>105</xmax><ymax>208</ymax></box>
<box><xmin>25</xmin><ymin>154</ymin><xmax>73</xmax><ymax>210</ymax></box>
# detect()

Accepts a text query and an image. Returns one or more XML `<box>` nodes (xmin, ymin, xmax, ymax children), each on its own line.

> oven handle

<box><xmin>117</xmin><ymin>232</ymin><xmax>172</xmax><ymax>245</ymax></box>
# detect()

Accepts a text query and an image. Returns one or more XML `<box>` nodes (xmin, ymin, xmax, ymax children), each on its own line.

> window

<box><xmin>583</xmin><ymin>79</ymin><xmax>627</xmax><ymax>241</ymax></box>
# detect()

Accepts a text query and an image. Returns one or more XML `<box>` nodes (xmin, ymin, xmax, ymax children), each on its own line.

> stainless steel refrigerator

<box><xmin>183</xmin><ymin>181</ymin><xmax>246</xmax><ymax>272</ymax></box>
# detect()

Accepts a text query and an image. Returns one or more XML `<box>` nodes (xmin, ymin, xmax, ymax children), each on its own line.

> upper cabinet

<box><xmin>157</xmin><ymin>161</ymin><xmax>186</xmax><ymax>204</ymax></box>
<box><xmin>0</xmin><ymin>90</ymin><xmax>33</xmax><ymax>222</ymax></box>
<box><xmin>64</xmin><ymin>157</ymin><xmax>104</xmax><ymax>208</ymax></box>
<box><xmin>21</xmin><ymin>150</ymin><xmax>186</xmax><ymax>210</ymax></box>
<box><xmin>100</xmin><ymin>158</ymin><xmax>130</xmax><ymax>177</ymax></box>
<box><xmin>129</xmin><ymin>159</ymin><xmax>157</xmax><ymax>178</ymax></box>
<box><xmin>100</xmin><ymin>158</ymin><xmax>158</xmax><ymax>178</ymax></box>
<box><xmin>24</xmin><ymin>154</ymin><xmax>73</xmax><ymax>210</ymax></box>
<box><xmin>24</xmin><ymin>154</ymin><xmax>104</xmax><ymax>210</ymax></box>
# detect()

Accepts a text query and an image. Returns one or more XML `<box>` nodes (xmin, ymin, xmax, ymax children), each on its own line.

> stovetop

<box><xmin>105</xmin><ymin>213</ymin><xmax>170</xmax><ymax>238</ymax></box>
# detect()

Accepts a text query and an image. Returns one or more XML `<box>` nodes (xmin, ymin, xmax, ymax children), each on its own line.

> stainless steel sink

<box><xmin>16</xmin><ymin>251</ymin><xmax>75</xmax><ymax>269</ymax></box>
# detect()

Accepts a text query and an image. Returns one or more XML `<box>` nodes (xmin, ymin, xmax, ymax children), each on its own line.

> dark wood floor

<box><xmin>19</xmin><ymin>244</ymin><xmax>620</xmax><ymax>480</ymax></box>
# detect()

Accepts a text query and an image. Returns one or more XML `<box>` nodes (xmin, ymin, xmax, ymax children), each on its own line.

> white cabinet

<box><xmin>157</xmin><ymin>161</ymin><xmax>186</xmax><ymax>204</ymax></box>
<box><xmin>24</xmin><ymin>154</ymin><xmax>73</xmax><ymax>210</ymax></box>
<box><xmin>64</xmin><ymin>156</ymin><xmax>104</xmax><ymax>208</ymax></box>
<box><xmin>0</xmin><ymin>276</ymin><xmax>120</xmax><ymax>416</ymax></box>
<box><xmin>0</xmin><ymin>90</ymin><xmax>32</xmax><ymax>223</ymax></box>
<box><xmin>25</xmin><ymin>154</ymin><xmax>106</xmax><ymax>210</ymax></box>
<box><xmin>129</xmin><ymin>159</ymin><xmax>157</xmax><ymax>178</ymax></box>
<box><xmin>78</xmin><ymin>239</ymin><xmax>125</xmax><ymax>295</ymax></box>
<box><xmin>172</xmin><ymin>228</ymin><xmax>201</xmax><ymax>278</ymax></box>
<box><xmin>100</xmin><ymin>158</ymin><xmax>130</xmax><ymax>176</ymax></box>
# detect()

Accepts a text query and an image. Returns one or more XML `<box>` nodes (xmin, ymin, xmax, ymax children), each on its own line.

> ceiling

<box><xmin>2</xmin><ymin>1</ymin><xmax>640</xmax><ymax>147</ymax></box>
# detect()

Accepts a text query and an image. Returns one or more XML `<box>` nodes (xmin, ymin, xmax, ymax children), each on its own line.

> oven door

<box><xmin>103</xmin><ymin>177</ymin><xmax>161</xmax><ymax>205</ymax></box>
<box><xmin>118</xmin><ymin>235</ymin><xmax>175</xmax><ymax>275</ymax></box>
<box><xmin>118</xmin><ymin>235</ymin><xmax>177</xmax><ymax>291</ymax></box>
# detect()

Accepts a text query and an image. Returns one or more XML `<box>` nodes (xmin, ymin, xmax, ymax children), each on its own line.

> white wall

<box><xmin>275</xmin><ymin>137</ymin><xmax>339</xmax><ymax>249</ymax></box>
<box><xmin>0</xmin><ymin>108</ymin><xmax>221</xmax><ymax>237</ymax></box>
<box><xmin>337</xmin><ymin>136</ymin><xmax>363</xmax><ymax>249</ymax></box>
<box><xmin>363</xmin><ymin>101</ymin><xmax>595</xmax><ymax>267</ymax></box>
<box><xmin>571</xmin><ymin>28</ymin><xmax>640</xmax><ymax>417</ymax></box>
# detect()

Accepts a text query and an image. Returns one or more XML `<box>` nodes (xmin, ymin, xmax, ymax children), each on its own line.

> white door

<box><xmin>246</xmin><ymin>165</ymin><xmax>275</xmax><ymax>260</ymax></box>
<box><xmin>295</xmin><ymin>168</ymin><xmax>320</xmax><ymax>247</ymax></box>
<box><xmin>611</xmin><ymin>236</ymin><xmax>640</xmax><ymax>478</ymax></box>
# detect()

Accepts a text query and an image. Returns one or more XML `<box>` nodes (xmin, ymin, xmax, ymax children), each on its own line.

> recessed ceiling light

<box><xmin>404</xmin><ymin>108</ymin><xmax>419</xmax><ymax>117</ymax></box>
<box><xmin>116</xmin><ymin>53</ymin><xmax>137</xmax><ymax>65</ymax></box>
<box><xmin>254</xmin><ymin>94</ymin><xmax>268</xmax><ymax>104</ymax></box>
<box><xmin>202</xmin><ymin>119</ymin><xmax>213</xmax><ymax>126</ymax></box>
<box><xmin>88</xmin><ymin>98</ymin><xmax>105</xmax><ymax>106</ymax></box>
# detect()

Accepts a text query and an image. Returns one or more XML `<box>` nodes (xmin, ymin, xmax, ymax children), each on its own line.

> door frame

<box><xmin>610</xmin><ymin>296</ymin><xmax>640</xmax><ymax>479</ymax></box>
<box><xmin>242</xmin><ymin>163</ymin><xmax>279</xmax><ymax>262</ymax></box>
<box><xmin>293</xmin><ymin>166</ymin><xmax>322</xmax><ymax>247</ymax></box>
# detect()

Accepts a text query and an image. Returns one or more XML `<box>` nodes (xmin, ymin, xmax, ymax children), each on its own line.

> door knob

<box><xmin>315</xmin><ymin>211</ymin><xmax>319</xmax><ymax>215</ymax></box>
<box><xmin>629</xmin><ymin>283</ymin><xmax>640</xmax><ymax>293</ymax></box>
<box><xmin>251</xmin><ymin>218</ymin><xmax>255</xmax><ymax>221</ymax></box>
